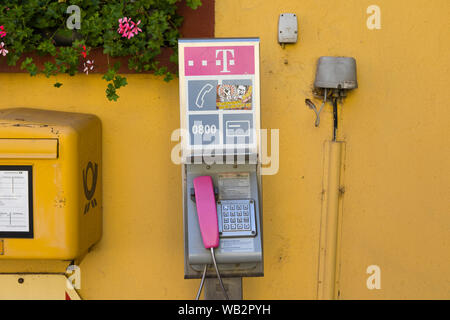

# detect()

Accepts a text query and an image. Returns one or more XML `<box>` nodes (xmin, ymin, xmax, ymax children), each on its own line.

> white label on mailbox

<box><xmin>0</xmin><ymin>170</ymin><xmax>30</xmax><ymax>233</ymax></box>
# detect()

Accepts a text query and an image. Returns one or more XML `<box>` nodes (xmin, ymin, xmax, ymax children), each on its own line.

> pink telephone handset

<box><xmin>193</xmin><ymin>176</ymin><xmax>219</xmax><ymax>249</ymax></box>
<box><xmin>193</xmin><ymin>175</ymin><xmax>229</xmax><ymax>300</ymax></box>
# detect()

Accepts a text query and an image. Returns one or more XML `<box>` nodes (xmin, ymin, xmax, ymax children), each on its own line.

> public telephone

<box><xmin>178</xmin><ymin>38</ymin><xmax>263</xmax><ymax>299</ymax></box>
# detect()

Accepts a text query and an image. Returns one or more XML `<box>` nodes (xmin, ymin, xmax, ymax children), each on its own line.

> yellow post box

<box><xmin>0</xmin><ymin>108</ymin><xmax>102</xmax><ymax>261</ymax></box>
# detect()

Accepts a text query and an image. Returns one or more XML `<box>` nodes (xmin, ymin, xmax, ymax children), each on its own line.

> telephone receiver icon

<box><xmin>195</xmin><ymin>84</ymin><xmax>214</xmax><ymax>108</ymax></box>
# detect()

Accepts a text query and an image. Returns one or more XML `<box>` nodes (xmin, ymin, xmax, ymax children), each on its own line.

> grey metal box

<box><xmin>314</xmin><ymin>56</ymin><xmax>358</xmax><ymax>90</ymax></box>
<box><xmin>278</xmin><ymin>13</ymin><xmax>298</xmax><ymax>44</ymax></box>
<box><xmin>183</xmin><ymin>163</ymin><xmax>263</xmax><ymax>279</ymax></box>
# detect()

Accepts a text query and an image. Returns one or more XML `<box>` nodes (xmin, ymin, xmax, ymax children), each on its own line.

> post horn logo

<box><xmin>83</xmin><ymin>161</ymin><xmax>98</xmax><ymax>214</ymax></box>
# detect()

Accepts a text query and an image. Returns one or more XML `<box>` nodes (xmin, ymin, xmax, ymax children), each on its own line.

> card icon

<box><xmin>225</xmin><ymin>120</ymin><xmax>250</xmax><ymax>137</ymax></box>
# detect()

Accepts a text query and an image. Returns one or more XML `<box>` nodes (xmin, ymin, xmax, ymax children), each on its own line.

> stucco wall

<box><xmin>0</xmin><ymin>0</ymin><xmax>448</xmax><ymax>299</ymax></box>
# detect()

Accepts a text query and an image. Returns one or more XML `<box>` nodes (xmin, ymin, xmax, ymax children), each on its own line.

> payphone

<box><xmin>178</xmin><ymin>38</ymin><xmax>263</xmax><ymax>299</ymax></box>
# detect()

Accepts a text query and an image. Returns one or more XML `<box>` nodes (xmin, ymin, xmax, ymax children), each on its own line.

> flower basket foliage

<box><xmin>0</xmin><ymin>0</ymin><xmax>202</xmax><ymax>101</ymax></box>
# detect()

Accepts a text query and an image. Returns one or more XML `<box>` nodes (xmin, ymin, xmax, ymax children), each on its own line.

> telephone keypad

<box><xmin>218</xmin><ymin>199</ymin><xmax>257</xmax><ymax>237</ymax></box>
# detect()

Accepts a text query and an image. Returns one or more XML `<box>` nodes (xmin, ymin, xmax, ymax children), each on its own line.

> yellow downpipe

<box><xmin>321</xmin><ymin>141</ymin><xmax>343</xmax><ymax>299</ymax></box>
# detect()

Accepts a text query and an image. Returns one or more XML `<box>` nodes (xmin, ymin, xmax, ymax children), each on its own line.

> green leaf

<box><xmin>43</xmin><ymin>62</ymin><xmax>58</xmax><ymax>78</ymax></box>
<box><xmin>20</xmin><ymin>58</ymin><xmax>38</xmax><ymax>76</ymax></box>
<box><xmin>37</xmin><ymin>40</ymin><xmax>57</xmax><ymax>56</ymax></box>
<box><xmin>164</xmin><ymin>72</ymin><xmax>174</xmax><ymax>82</ymax></box>
<box><xmin>186</xmin><ymin>0</ymin><xmax>202</xmax><ymax>10</ymax></box>
<box><xmin>102</xmin><ymin>68</ymin><xmax>117</xmax><ymax>82</ymax></box>
<box><xmin>113</xmin><ymin>75</ymin><xmax>128</xmax><ymax>89</ymax></box>
<box><xmin>106</xmin><ymin>83</ymin><xmax>119</xmax><ymax>102</ymax></box>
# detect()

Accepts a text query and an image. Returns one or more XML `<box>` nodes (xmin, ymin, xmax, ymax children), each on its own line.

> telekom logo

<box><xmin>184</xmin><ymin>46</ymin><xmax>254</xmax><ymax>76</ymax></box>
<box><xmin>215</xmin><ymin>49</ymin><xmax>235</xmax><ymax>73</ymax></box>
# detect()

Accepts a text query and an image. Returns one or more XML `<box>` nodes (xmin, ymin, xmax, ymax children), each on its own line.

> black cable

<box><xmin>332</xmin><ymin>98</ymin><xmax>338</xmax><ymax>141</ymax></box>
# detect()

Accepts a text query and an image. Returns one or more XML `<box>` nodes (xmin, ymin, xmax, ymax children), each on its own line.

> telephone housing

<box><xmin>184</xmin><ymin>163</ymin><xmax>263</xmax><ymax>279</ymax></box>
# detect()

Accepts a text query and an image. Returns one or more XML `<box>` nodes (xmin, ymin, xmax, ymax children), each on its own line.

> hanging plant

<box><xmin>0</xmin><ymin>0</ymin><xmax>202</xmax><ymax>101</ymax></box>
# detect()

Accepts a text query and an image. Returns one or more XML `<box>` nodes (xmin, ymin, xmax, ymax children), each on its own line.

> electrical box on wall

<box><xmin>314</xmin><ymin>56</ymin><xmax>358</xmax><ymax>91</ymax></box>
<box><xmin>278</xmin><ymin>13</ymin><xmax>298</xmax><ymax>44</ymax></box>
<box><xmin>0</xmin><ymin>108</ymin><xmax>102</xmax><ymax>260</ymax></box>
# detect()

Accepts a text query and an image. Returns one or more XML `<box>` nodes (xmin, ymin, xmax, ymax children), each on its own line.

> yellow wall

<box><xmin>215</xmin><ymin>0</ymin><xmax>450</xmax><ymax>299</ymax></box>
<box><xmin>0</xmin><ymin>0</ymin><xmax>449</xmax><ymax>299</ymax></box>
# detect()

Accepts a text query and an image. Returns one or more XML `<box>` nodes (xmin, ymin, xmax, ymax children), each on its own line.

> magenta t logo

<box><xmin>215</xmin><ymin>49</ymin><xmax>235</xmax><ymax>73</ymax></box>
<box><xmin>184</xmin><ymin>46</ymin><xmax>254</xmax><ymax>76</ymax></box>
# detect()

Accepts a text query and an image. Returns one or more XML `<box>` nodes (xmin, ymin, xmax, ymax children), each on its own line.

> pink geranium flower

<box><xmin>83</xmin><ymin>60</ymin><xmax>94</xmax><ymax>75</ymax></box>
<box><xmin>0</xmin><ymin>42</ymin><xmax>8</xmax><ymax>56</ymax></box>
<box><xmin>117</xmin><ymin>17</ymin><xmax>142</xmax><ymax>39</ymax></box>
<box><xmin>0</xmin><ymin>26</ymin><xmax>6</xmax><ymax>38</ymax></box>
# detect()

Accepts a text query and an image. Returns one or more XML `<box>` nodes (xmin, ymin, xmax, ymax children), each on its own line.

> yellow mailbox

<box><xmin>0</xmin><ymin>108</ymin><xmax>102</xmax><ymax>260</ymax></box>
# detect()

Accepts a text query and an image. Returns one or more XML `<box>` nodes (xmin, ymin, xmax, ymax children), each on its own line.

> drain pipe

<box><xmin>320</xmin><ymin>141</ymin><xmax>343</xmax><ymax>299</ymax></box>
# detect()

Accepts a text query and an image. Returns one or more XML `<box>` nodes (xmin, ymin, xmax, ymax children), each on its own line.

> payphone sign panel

<box><xmin>178</xmin><ymin>39</ymin><xmax>260</xmax><ymax>159</ymax></box>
